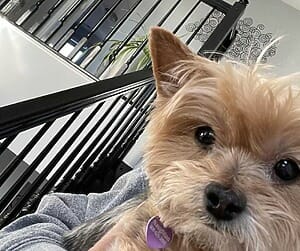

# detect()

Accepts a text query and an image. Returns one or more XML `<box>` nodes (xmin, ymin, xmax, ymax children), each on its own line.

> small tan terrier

<box><xmin>64</xmin><ymin>27</ymin><xmax>300</xmax><ymax>251</ymax></box>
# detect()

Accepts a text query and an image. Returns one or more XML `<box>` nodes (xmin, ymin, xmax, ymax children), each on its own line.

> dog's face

<box><xmin>145</xmin><ymin>28</ymin><xmax>300</xmax><ymax>250</ymax></box>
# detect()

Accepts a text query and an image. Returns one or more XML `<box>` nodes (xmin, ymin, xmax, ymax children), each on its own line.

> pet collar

<box><xmin>146</xmin><ymin>216</ymin><xmax>174</xmax><ymax>249</ymax></box>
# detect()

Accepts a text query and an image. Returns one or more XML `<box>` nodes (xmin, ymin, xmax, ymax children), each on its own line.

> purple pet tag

<box><xmin>146</xmin><ymin>216</ymin><xmax>174</xmax><ymax>249</ymax></box>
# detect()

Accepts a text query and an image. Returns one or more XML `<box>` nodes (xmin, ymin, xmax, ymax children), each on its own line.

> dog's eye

<box><xmin>195</xmin><ymin>126</ymin><xmax>215</xmax><ymax>146</ymax></box>
<box><xmin>274</xmin><ymin>159</ymin><xmax>299</xmax><ymax>181</ymax></box>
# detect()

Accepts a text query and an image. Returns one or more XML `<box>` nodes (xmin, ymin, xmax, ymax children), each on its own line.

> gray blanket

<box><xmin>0</xmin><ymin>167</ymin><xmax>146</xmax><ymax>251</ymax></box>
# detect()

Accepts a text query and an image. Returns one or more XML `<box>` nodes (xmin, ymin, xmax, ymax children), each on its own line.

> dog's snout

<box><xmin>205</xmin><ymin>182</ymin><xmax>246</xmax><ymax>221</ymax></box>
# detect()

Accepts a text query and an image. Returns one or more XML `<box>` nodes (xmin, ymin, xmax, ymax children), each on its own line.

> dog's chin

<box><xmin>204</xmin><ymin>221</ymin><xmax>222</xmax><ymax>233</ymax></box>
<box><xmin>198</xmin><ymin>213</ymin><xmax>269</xmax><ymax>251</ymax></box>
<box><xmin>199</xmin><ymin>213</ymin><xmax>234</xmax><ymax>235</ymax></box>
<box><xmin>187</xmin><ymin>220</ymin><xmax>243</xmax><ymax>251</ymax></box>
<box><xmin>201</xmin><ymin>220</ymin><xmax>233</xmax><ymax>241</ymax></box>
<box><xmin>198</xmin><ymin>215</ymin><xmax>245</xmax><ymax>243</ymax></box>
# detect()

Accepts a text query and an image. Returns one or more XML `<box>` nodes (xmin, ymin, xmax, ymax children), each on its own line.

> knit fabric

<box><xmin>0</xmin><ymin>167</ymin><xmax>147</xmax><ymax>251</ymax></box>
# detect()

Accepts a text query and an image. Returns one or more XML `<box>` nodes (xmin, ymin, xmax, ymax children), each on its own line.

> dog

<box><xmin>64</xmin><ymin>27</ymin><xmax>300</xmax><ymax>251</ymax></box>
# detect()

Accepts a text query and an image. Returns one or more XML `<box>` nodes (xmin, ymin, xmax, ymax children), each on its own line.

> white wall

<box><xmin>241</xmin><ymin>0</ymin><xmax>300</xmax><ymax>75</ymax></box>
<box><xmin>0</xmin><ymin>16</ymin><xmax>94</xmax><ymax>107</ymax></box>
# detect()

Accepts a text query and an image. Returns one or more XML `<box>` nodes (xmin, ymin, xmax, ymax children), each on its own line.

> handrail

<box><xmin>199</xmin><ymin>0</ymin><xmax>248</xmax><ymax>57</ymax></box>
<box><xmin>0</xmin><ymin>68</ymin><xmax>153</xmax><ymax>139</ymax></box>
<box><xmin>201</xmin><ymin>0</ymin><xmax>232</xmax><ymax>13</ymax></box>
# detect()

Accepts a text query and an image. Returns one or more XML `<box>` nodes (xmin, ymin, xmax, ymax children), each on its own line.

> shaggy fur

<box><xmin>64</xmin><ymin>27</ymin><xmax>300</xmax><ymax>251</ymax></box>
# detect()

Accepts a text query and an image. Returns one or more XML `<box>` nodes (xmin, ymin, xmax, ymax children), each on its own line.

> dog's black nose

<box><xmin>205</xmin><ymin>182</ymin><xmax>246</xmax><ymax>221</ymax></box>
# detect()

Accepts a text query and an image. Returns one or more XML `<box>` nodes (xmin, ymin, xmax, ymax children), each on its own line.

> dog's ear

<box><xmin>149</xmin><ymin>27</ymin><xmax>196</xmax><ymax>98</ymax></box>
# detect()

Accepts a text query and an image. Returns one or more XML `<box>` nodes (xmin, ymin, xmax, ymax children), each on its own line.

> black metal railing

<box><xmin>0</xmin><ymin>0</ymin><xmax>248</xmax><ymax>228</ymax></box>
<box><xmin>1</xmin><ymin>0</ymin><xmax>247</xmax><ymax>77</ymax></box>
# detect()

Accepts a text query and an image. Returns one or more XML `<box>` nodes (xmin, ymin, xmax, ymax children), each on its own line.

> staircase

<box><xmin>0</xmin><ymin>0</ymin><xmax>248</xmax><ymax>227</ymax></box>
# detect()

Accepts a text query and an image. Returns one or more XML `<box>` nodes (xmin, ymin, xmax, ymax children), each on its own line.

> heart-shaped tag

<box><xmin>145</xmin><ymin>216</ymin><xmax>174</xmax><ymax>249</ymax></box>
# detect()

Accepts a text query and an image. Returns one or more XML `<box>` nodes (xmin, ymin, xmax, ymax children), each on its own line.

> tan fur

<box><xmin>103</xmin><ymin>27</ymin><xmax>300</xmax><ymax>251</ymax></box>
